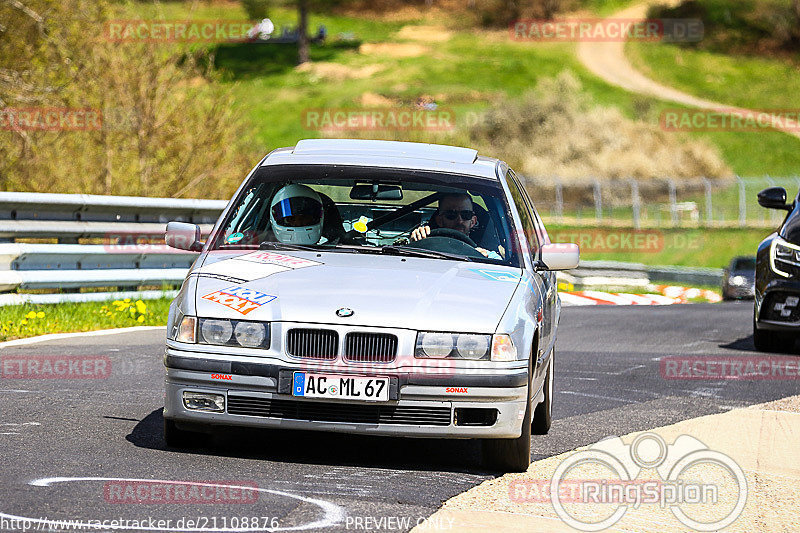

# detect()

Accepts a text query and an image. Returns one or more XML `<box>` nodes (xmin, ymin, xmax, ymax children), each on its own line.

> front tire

<box><xmin>482</xmin><ymin>356</ymin><xmax>533</xmax><ymax>472</ymax></box>
<box><xmin>753</xmin><ymin>315</ymin><xmax>796</xmax><ymax>353</ymax></box>
<box><xmin>532</xmin><ymin>351</ymin><xmax>553</xmax><ymax>435</ymax></box>
<box><xmin>163</xmin><ymin>419</ymin><xmax>196</xmax><ymax>448</ymax></box>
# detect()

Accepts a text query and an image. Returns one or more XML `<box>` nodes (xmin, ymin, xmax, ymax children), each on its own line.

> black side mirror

<box><xmin>758</xmin><ymin>187</ymin><xmax>793</xmax><ymax>211</ymax></box>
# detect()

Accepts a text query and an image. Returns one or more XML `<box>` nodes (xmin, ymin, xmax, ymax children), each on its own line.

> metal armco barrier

<box><xmin>0</xmin><ymin>192</ymin><xmax>227</xmax><ymax>305</ymax></box>
<box><xmin>562</xmin><ymin>260</ymin><xmax>724</xmax><ymax>289</ymax></box>
<box><xmin>0</xmin><ymin>192</ymin><xmax>725</xmax><ymax>306</ymax></box>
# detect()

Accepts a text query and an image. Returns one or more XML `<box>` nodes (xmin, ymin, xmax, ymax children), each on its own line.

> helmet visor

<box><xmin>272</xmin><ymin>197</ymin><xmax>323</xmax><ymax>227</ymax></box>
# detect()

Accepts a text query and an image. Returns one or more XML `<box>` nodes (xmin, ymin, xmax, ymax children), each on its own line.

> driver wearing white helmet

<box><xmin>269</xmin><ymin>184</ymin><xmax>325</xmax><ymax>245</ymax></box>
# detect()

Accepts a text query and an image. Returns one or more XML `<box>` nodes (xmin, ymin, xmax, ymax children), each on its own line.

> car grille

<box><xmin>344</xmin><ymin>332</ymin><xmax>398</xmax><ymax>363</ymax></box>
<box><xmin>762</xmin><ymin>291</ymin><xmax>800</xmax><ymax>322</ymax></box>
<box><xmin>227</xmin><ymin>395</ymin><xmax>451</xmax><ymax>426</ymax></box>
<box><xmin>286</xmin><ymin>329</ymin><xmax>338</xmax><ymax>359</ymax></box>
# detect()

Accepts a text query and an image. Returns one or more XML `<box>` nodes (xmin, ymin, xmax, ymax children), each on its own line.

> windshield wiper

<box><xmin>259</xmin><ymin>242</ymin><xmax>374</xmax><ymax>254</ymax></box>
<box><xmin>380</xmin><ymin>245</ymin><xmax>475</xmax><ymax>262</ymax></box>
<box><xmin>259</xmin><ymin>242</ymin><xmax>321</xmax><ymax>252</ymax></box>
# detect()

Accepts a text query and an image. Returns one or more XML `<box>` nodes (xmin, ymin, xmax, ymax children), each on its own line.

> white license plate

<box><xmin>292</xmin><ymin>372</ymin><xmax>389</xmax><ymax>402</ymax></box>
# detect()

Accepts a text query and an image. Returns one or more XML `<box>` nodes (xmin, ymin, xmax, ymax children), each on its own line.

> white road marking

<box><xmin>0</xmin><ymin>326</ymin><xmax>165</xmax><ymax>349</ymax></box>
<box><xmin>560</xmin><ymin>391</ymin><xmax>636</xmax><ymax>403</ymax></box>
<box><xmin>0</xmin><ymin>422</ymin><xmax>40</xmax><ymax>426</ymax></box>
<box><xmin>4</xmin><ymin>477</ymin><xmax>346</xmax><ymax>532</ymax></box>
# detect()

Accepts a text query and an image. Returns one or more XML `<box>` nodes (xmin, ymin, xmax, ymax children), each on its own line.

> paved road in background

<box><xmin>0</xmin><ymin>302</ymin><xmax>796</xmax><ymax>532</ymax></box>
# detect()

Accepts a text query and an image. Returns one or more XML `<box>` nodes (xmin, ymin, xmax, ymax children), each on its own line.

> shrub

<box><xmin>241</xmin><ymin>0</ymin><xmax>271</xmax><ymax>20</ymax></box>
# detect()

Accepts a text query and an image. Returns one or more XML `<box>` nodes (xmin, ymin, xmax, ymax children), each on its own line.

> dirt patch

<box><xmin>295</xmin><ymin>62</ymin><xmax>384</xmax><ymax>81</ymax></box>
<box><xmin>395</xmin><ymin>25</ymin><xmax>453</xmax><ymax>42</ymax></box>
<box><xmin>754</xmin><ymin>394</ymin><xmax>800</xmax><ymax>413</ymax></box>
<box><xmin>359</xmin><ymin>92</ymin><xmax>397</xmax><ymax>107</ymax></box>
<box><xmin>359</xmin><ymin>42</ymin><xmax>430</xmax><ymax>58</ymax></box>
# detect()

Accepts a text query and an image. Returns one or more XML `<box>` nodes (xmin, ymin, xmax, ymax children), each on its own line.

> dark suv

<box><xmin>754</xmin><ymin>187</ymin><xmax>800</xmax><ymax>352</ymax></box>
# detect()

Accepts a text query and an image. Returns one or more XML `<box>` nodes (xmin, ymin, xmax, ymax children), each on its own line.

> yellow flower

<box><xmin>36</xmin><ymin>311</ymin><xmax>45</xmax><ymax>318</ymax></box>
<box><xmin>25</xmin><ymin>311</ymin><xmax>37</xmax><ymax>319</ymax></box>
<box><xmin>124</xmin><ymin>298</ymin><xmax>131</xmax><ymax>303</ymax></box>
<box><xmin>112</xmin><ymin>300</ymin><xmax>123</xmax><ymax>306</ymax></box>
<box><xmin>137</xmin><ymin>315</ymin><xmax>145</xmax><ymax>323</ymax></box>
<box><xmin>20</xmin><ymin>320</ymin><xmax>27</xmax><ymax>325</ymax></box>
<box><xmin>135</xmin><ymin>300</ymin><xmax>147</xmax><ymax>314</ymax></box>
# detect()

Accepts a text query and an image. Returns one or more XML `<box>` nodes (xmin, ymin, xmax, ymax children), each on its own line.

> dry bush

<box><xmin>0</xmin><ymin>0</ymin><xmax>256</xmax><ymax>198</ymax></box>
<box><xmin>326</xmin><ymin>71</ymin><xmax>732</xmax><ymax>205</ymax></box>
<box><xmin>464</xmin><ymin>71</ymin><xmax>732</xmax><ymax>203</ymax></box>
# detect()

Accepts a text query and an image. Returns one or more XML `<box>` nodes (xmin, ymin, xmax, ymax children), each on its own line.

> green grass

<box><xmin>0</xmin><ymin>297</ymin><xmax>171</xmax><ymax>342</ymax></box>
<box><xmin>628</xmin><ymin>41</ymin><xmax>800</xmax><ymax>112</ymax></box>
<box><xmin>549</xmin><ymin>226</ymin><xmax>771</xmax><ymax>268</ymax></box>
<box><xmin>112</xmin><ymin>2</ymin><xmax>800</xmax><ymax>180</ymax></box>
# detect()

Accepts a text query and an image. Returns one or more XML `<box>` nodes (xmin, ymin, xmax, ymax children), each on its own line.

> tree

<box><xmin>298</xmin><ymin>0</ymin><xmax>309</xmax><ymax>64</ymax></box>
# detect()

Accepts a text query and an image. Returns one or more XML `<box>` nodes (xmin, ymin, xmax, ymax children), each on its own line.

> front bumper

<box><xmin>756</xmin><ymin>279</ymin><xmax>800</xmax><ymax>331</ymax></box>
<box><xmin>723</xmin><ymin>283</ymin><xmax>755</xmax><ymax>299</ymax></box>
<box><xmin>164</xmin><ymin>347</ymin><xmax>529</xmax><ymax>439</ymax></box>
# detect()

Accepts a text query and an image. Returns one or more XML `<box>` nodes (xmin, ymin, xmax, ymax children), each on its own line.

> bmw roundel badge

<box><xmin>336</xmin><ymin>308</ymin><xmax>354</xmax><ymax>318</ymax></box>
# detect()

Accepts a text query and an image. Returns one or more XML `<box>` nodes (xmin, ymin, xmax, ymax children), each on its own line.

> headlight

<box><xmin>201</xmin><ymin>319</ymin><xmax>233</xmax><ymax>344</ymax></box>
<box><xmin>198</xmin><ymin>318</ymin><xmax>269</xmax><ymax>348</ymax></box>
<box><xmin>234</xmin><ymin>321</ymin><xmax>267</xmax><ymax>348</ymax></box>
<box><xmin>771</xmin><ymin>237</ymin><xmax>800</xmax><ymax>277</ymax></box>
<box><xmin>418</xmin><ymin>332</ymin><xmax>455</xmax><ymax>358</ymax></box>
<box><xmin>415</xmin><ymin>332</ymin><xmax>491</xmax><ymax>360</ymax></box>
<box><xmin>730</xmin><ymin>275</ymin><xmax>747</xmax><ymax>286</ymax></box>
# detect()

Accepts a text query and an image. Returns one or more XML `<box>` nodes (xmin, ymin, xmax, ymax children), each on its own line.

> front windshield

<box><xmin>210</xmin><ymin>164</ymin><xmax>522</xmax><ymax>267</ymax></box>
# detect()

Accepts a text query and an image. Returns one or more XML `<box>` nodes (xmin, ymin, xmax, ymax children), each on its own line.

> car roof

<box><xmin>261</xmin><ymin>139</ymin><xmax>503</xmax><ymax>181</ymax></box>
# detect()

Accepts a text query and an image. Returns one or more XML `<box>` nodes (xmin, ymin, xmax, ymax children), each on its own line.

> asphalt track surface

<box><xmin>0</xmin><ymin>302</ymin><xmax>797</xmax><ymax>532</ymax></box>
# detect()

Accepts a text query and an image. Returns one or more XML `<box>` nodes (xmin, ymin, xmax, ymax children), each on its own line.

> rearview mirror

<box><xmin>165</xmin><ymin>221</ymin><xmax>203</xmax><ymax>252</ymax></box>
<box><xmin>758</xmin><ymin>187</ymin><xmax>793</xmax><ymax>211</ymax></box>
<box><xmin>350</xmin><ymin>184</ymin><xmax>403</xmax><ymax>201</ymax></box>
<box><xmin>538</xmin><ymin>243</ymin><xmax>579</xmax><ymax>271</ymax></box>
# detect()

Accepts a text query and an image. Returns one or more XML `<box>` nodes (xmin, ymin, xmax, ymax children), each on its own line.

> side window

<box><xmin>505</xmin><ymin>170</ymin><xmax>539</xmax><ymax>258</ymax></box>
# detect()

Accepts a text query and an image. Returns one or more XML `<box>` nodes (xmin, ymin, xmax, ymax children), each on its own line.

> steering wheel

<box><xmin>429</xmin><ymin>228</ymin><xmax>478</xmax><ymax>248</ymax></box>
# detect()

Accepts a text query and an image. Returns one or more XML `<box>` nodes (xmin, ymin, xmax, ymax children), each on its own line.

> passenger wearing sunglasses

<box><xmin>410</xmin><ymin>193</ymin><xmax>502</xmax><ymax>259</ymax></box>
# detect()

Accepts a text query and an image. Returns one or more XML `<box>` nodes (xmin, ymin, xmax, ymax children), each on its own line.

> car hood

<box><xmin>191</xmin><ymin>250</ymin><xmax>522</xmax><ymax>332</ymax></box>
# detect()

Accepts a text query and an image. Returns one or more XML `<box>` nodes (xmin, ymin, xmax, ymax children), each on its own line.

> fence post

<box><xmin>630</xmin><ymin>179</ymin><xmax>641</xmax><ymax>229</ymax></box>
<box><xmin>702</xmin><ymin>177</ymin><xmax>712</xmax><ymax>226</ymax></box>
<box><xmin>593</xmin><ymin>179</ymin><xmax>602</xmax><ymax>223</ymax></box>
<box><xmin>668</xmin><ymin>178</ymin><xmax>678</xmax><ymax>227</ymax></box>
<box><xmin>737</xmin><ymin>176</ymin><xmax>746</xmax><ymax>227</ymax></box>
<box><xmin>554</xmin><ymin>177</ymin><xmax>563</xmax><ymax>223</ymax></box>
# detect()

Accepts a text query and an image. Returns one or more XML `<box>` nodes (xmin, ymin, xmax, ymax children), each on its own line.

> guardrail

<box><xmin>0</xmin><ymin>192</ymin><xmax>725</xmax><ymax>306</ymax></box>
<box><xmin>0</xmin><ymin>192</ymin><xmax>227</xmax><ymax>305</ymax></box>
<box><xmin>560</xmin><ymin>260</ymin><xmax>724</xmax><ymax>289</ymax></box>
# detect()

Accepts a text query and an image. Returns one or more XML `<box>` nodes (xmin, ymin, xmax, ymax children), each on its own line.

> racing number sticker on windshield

<box><xmin>201</xmin><ymin>286</ymin><xmax>276</xmax><ymax>315</ymax></box>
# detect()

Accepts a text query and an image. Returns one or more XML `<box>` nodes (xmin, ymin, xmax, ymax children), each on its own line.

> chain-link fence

<box><xmin>522</xmin><ymin>176</ymin><xmax>800</xmax><ymax>228</ymax></box>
